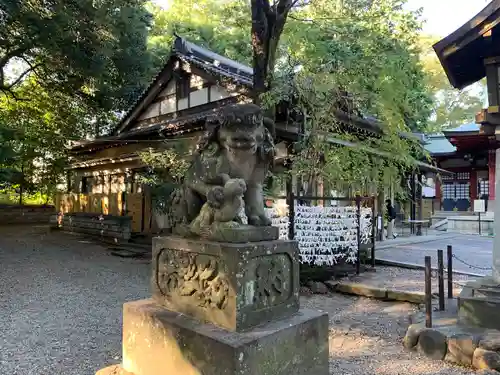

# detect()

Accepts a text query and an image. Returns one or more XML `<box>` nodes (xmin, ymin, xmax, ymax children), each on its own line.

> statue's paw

<box><xmin>259</xmin><ymin>214</ymin><xmax>272</xmax><ymax>226</ymax></box>
<box><xmin>248</xmin><ymin>215</ymin><xmax>272</xmax><ymax>227</ymax></box>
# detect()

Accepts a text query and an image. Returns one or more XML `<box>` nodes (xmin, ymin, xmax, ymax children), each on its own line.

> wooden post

<box><xmin>19</xmin><ymin>162</ymin><xmax>24</xmax><ymax>206</ymax></box>
<box><xmin>371</xmin><ymin>196</ymin><xmax>376</xmax><ymax>267</ymax></box>
<box><xmin>411</xmin><ymin>172</ymin><xmax>416</xmax><ymax>234</ymax></box>
<box><xmin>356</xmin><ymin>194</ymin><xmax>361</xmax><ymax>275</ymax></box>
<box><xmin>447</xmin><ymin>245</ymin><xmax>453</xmax><ymax>299</ymax></box>
<box><xmin>377</xmin><ymin>191</ymin><xmax>384</xmax><ymax>241</ymax></box>
<box><xmin>438</xmin><ymin>249</ymin><xmax>445</xmax><ymax>311</ymax></box>
<box><xmin>425</xmin><ymin>256</ymin><xmax>432</xmax><ymax>328</ymax></box>
<box><xmin>286</xmin><ymin>176</ymin><xmax>295</xmax><ymax>240</ymax></box>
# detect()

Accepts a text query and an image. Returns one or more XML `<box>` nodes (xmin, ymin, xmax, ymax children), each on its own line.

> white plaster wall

<box><xmin>159</xmin><ymin>80</ymin><xmax>175</xmax><ymax>96</ymax></box>
<box><xmin>210</xmin><ymin>86</ymin><xmax>230</xmax><ymax>101</ymax></box>
<box><xmin>177</xmin><ymin>97</ymin><xmax>188</xmax><ymax>110</ymax></box>
<box><xmin>160</xmin><ymin>97</ymin><xmax>176</xmax><ymax>115</ymax></box>
<box><xmin>190</xmin><ymin>88</ymin><xmax>208</xmax><ymax>107</ymax></box>
<box><xmin>138</xmin><ymin>102</ymin><xmax>160</xmax><ymax>120</ymax></box>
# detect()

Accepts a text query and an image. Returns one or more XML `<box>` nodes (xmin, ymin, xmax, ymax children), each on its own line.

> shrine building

<box><xmin>425</xmin><ymin>123</ymin><xmax>495</xmax><ymax>213</ymax></box>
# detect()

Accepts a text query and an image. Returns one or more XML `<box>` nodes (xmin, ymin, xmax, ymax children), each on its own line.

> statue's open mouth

<box><xmin>227</xmin><ymin>139</ymin><xmax>256</xmax><ymax>150</ymax></box>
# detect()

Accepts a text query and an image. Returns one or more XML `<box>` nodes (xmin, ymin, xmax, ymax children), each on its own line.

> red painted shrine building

<box><xmin>429</xmin><ymin>0</ymin><xmax>500</xmax><ymax>214</ymax></box>
<box><xmin>425</xmin><ymin>123</ymin><xmax>496</xmax><ymax>212</ymax></box>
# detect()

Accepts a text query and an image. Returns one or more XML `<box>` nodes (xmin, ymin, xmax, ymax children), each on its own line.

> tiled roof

<box><xmin>174</xmin><ymin>37</ymin><xmax>253</xmax><ymax>84</ymax></box>
<box><xmin>424</xmin><ymin>134</ymin><xmax>457</xmax><ymax>155</ymax></box>
<box><xmin>443</xmin><ymin>123</ymin><xmax>480</xmax><ymax>133</ymax></box>
<box><xmin>111</xmin><ymin>35</ymin><xmax>253</xmax><ymax>135</ymax></box>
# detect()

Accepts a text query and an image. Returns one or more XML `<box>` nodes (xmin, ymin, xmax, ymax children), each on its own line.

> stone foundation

<box><xmin>458</xmin><ymin>277</ymin><xmax>500</xmax><ymax>330</ymax></box>
<box><xmin>121</xmin><ymin>299</ymin><xmax>329</xmax><ymax>375</ymax></box>
<box><xmin>404</xmin><ymin>309</ymin><xmax>500</xmax><ymax>372</ymax></box>
<box><xmin>61</xmin><ymin>213</ymin><xmax>131</xmax><ymax>241</ymax></box>
<box><xmin>0</xmin><ymin>204</ymin><xmax>54</xmax><ymax>225</ymax></box>
<box><xmin>447</xmin><ymin>215</ymin><xmax>494</xmax><ymax>235</ymax></box>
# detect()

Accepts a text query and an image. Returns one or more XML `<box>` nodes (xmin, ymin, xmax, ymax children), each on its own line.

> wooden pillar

<box><xmin>377</xmin><ymin>189</ymin><xmax>385</xmax><ymax>241</ymax></box>
<box><xmin>489</xmin><ymin>150</ymin><xmax>496</xmax><ymax>201</ymax></box>
<box><xmin>470</xmin><ymin>170</ymin><xmax>478</xmax><ymax>203</ymax></box>
<box><xmin>386</xmin><ymin>177</ymin><xmax>394</xmax><ymax>239</ymax></box>
<box><xmin>410</xmin><ymin>172</ymin><xmax>418</xmax><ymax>234</ymax></box>
<box><xmin>435</xmin><ymin>177</ymin><xmax>442</xmax><ymax>210</ymax></box>
<box><xmin>317</xmin><ymin>177</ymin><xmax>324</xmax><ymax>206</ymax></box>
<box><xmin>66</xmin><ymin>171</ymin><xmax>72</xmax><ymax>193</ymax></box>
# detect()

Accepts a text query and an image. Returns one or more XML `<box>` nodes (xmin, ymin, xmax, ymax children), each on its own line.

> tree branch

<box><xmin>0</xmin><ymin>45</ymin><xmax>29</xmax><ymax>71</ymax></box>
<box><xmin>4</xmin><ymin>63</ymin><xmax>42</xmax><ymax>90</ymax></box>
<box><xmin>0</xmin><ymin>86</ymin><xmax>30</xmax><ymax>101</ymax></box>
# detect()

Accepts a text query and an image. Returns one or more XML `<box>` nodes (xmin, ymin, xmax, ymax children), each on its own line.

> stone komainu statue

<box><xmin>168</xmin><ymin>103</ymin><xmax>276</xmax><ymax>237</ymax></box>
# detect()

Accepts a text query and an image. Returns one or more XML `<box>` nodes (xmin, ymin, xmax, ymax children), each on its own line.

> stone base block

<box><xmin>96</xmin><ymin>365</ymin><xmax>133</xmax><ymax>375</ymax></box>
<box><xmin>121</xmin><ymin>299</ymin><xmax>329</xmax><ymax>375</ymax></box>
<box><xmin>458</xmin><ymin>277</ymin><xmax>500</xmax><ymax>330</ymax></box>
<box><xmin>152</xmin><ymin>236</ymin><xmax>300</xmax><ymax>332</ymax></box>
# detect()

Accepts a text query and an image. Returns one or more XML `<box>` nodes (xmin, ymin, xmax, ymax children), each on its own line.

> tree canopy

<box><xmin>148</xmin><ymin>0</ymin><xmax>432</xmax><ymax>192</ymax></box>
<box><xmin>0</xmin><ymin>0</ymin><xmax>156</xmax><ymax>197</ymax></box>
<box><xmin>0</xmin><ymin>0</ymin><xmax>468</xmax><ymax>200</ymax></box>
<box><xmin>419</xmin><ymin>35</ymin><xmax>485</xmax><ymax>132</ymax></box>
<box><xmin>1</xmin><ymin>0</ymin><xmax>154</xmax><ymax>111</ymax></box>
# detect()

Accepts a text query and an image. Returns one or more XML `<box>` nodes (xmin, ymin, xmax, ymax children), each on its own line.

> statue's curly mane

<box><xmin>195</xmin><ymin>104</ymin><xmax>275</xmax><ymax>165</ymax></box>
<box><xmin>167</xmin><ymin>103</ymin><xmax>276</xmax><ymax>234</ymax></box>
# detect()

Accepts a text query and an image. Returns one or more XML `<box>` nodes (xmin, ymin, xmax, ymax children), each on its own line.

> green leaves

<box><xmin>146</xmin><ymin>0</ymin><xmax>433</xmax><ymax>195</ymax></box>
<box><xmin>0</xmin><ymin>0</ymin><xmax>153</xmax><ymax>112</ymax></box>
<box><xmin>147</xmin><ymin>0</ymin><xmax>252</xmax><ymax>71</ymax></box>
<box><xmin>266</xmin><ymin>0</ymin><xmax>433</xmax><ymax>193</ymax></box>
<box><xmin>419</xmin><ymin>34</ymin><xmax>485</xmax><ymax>131</ymax></box>
<box><xmin>0</xmin><ymin>0</ymin><xmax>157</xmax><ymax>199</ymax></box>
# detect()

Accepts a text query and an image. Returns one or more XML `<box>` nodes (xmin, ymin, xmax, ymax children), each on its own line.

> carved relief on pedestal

<box><xmin>249</xmin><ymin>254</ymin><xmax>293</xmax><ymax>310</ymax></box>
<box><xmin>156</xmin><ymin>248</ymin><xmax>230</xmax><ymax>310</ymax></box>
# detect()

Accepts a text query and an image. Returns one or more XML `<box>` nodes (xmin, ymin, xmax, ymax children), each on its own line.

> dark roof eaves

<box><xmin>112</xmin><ymin>36</ymin><xmax>254</xmax><ymax>136</ymax></box>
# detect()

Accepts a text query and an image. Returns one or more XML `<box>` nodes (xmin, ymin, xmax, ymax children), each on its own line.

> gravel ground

<box><xmin>0</xmin><ymin>226</ymin><xmax>150</xmax><ymax>375</ymax></box>
<box><xmin>0</xmin><ymin>226</ymin><xmax>476</xmax><ymax>375</ymax></box>
<box><xmin>303</xmin><ymin>295</ymin><xmax>475</xmax><ymax>375</ymax></box>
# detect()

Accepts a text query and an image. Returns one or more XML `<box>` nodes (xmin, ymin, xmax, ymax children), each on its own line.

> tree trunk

<box><xmin>251</xmin><ymin>0</ymin><xmax>271</xmax><ymax>105</ymax></box>
<box><xmin>19</xmin><ymin>162</ymin><xmax>24</xmax><ymax>206</ymax></box>
<box><xmin>250</xmin><ymin>0</ymin><xmax>295</xmax><ymax>105</ymax></box>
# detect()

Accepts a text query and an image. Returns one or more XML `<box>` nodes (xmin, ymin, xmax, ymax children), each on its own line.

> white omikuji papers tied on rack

<box><xmin>265</xmin><ymin>204</ymin><xmax>372</xmax><ymax>266</ymax></box>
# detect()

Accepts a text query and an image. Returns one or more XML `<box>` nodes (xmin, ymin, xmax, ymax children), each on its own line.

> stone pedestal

<box><xmin>97</xmin><ymin>236</ymin><xmax>329</xmax><ymax>375</ymax></box>
<box><xmin>152</xmin><ymin>236</ymin><xmax>299</xmax><ymax>331</ymax></box>
<box><xmin>458</xmin><ymin>277</ymin><xmax>500</xmax><ymax>330</ymax></box>
<box><xmin>121</xmin><ymin>299</ymin><xmax>329</xmax><ymax>375</ymax></box>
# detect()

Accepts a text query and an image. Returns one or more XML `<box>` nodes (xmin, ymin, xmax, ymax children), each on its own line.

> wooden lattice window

<box><xmin>479</xmin><ymin>180</ymin><xmax>489</xmax><ymax>196</ymax></box>
<box><xmin>456</xmin><ymin>183</ymin><xmax>470</xmax><ymax>199</ymax></box>
<box><xmin>442</xmin><ymin>183</ymin><xmax>455</xmax><ymax>199</ymax></box>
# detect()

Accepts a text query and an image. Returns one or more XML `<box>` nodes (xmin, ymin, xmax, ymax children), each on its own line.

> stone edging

<box><xmin>325</xmin><ymin>281</ymin><xmax>426</xmax><ymax>304</ymax></box>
